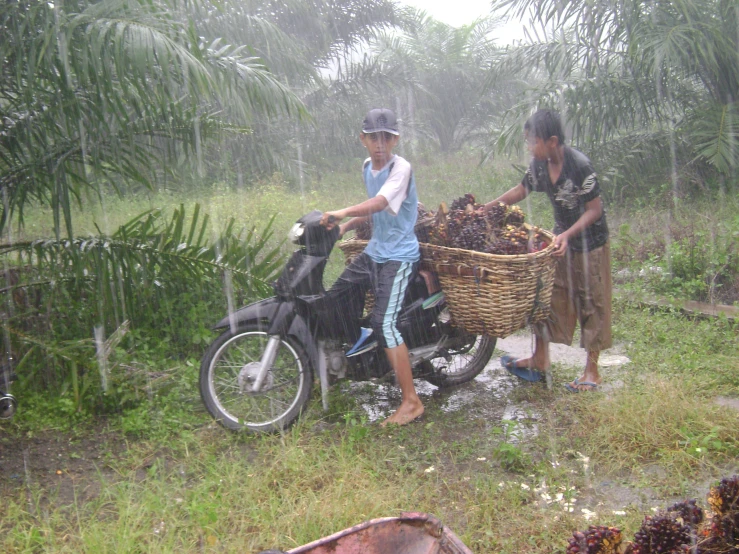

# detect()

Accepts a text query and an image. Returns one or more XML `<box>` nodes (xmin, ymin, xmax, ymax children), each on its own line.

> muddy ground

<box><xmin>0</xmin><ymin>334</ymin><xmax>628</xmax><ymax>498</ymax></box>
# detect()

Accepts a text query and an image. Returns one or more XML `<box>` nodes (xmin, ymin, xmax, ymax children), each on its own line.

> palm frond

<box><xmin>0</xmin><ymin>205</ymin><xmax>283</xmax><ymax>329</ymax></box>
<box><xmin>689</xmin><ymin>102</ymin><xmax>739</xmax><ymax>173</ymax></box>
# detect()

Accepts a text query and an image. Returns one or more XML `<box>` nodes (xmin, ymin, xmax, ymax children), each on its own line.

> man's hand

<box><xmin>552</xmin><ymin>233</ymin><xmax>568</xmax><ymax>256</ymax></box>
<box><xmin>320</xmin><ymin>210</ymin><xmax>346</xmax><ymax>229</ymax></box>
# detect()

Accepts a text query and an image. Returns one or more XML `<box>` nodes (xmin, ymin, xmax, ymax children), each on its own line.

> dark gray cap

<box><xmin>362</xmin><ymin>108</ymin><xmax>399</xmax><ymax>135</ymax></box>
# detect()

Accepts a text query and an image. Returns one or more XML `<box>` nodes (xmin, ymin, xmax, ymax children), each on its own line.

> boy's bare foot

<box><xmin>381</xmin><ymin>399</ymin><xmax>424</xmax><ymax>427</ymax></box>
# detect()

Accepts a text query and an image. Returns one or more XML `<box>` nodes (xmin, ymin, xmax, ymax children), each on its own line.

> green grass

<box><xmin>3</xmin><ymin>301</ymin><xmax>738</xmax><ymax>553</ymax></box>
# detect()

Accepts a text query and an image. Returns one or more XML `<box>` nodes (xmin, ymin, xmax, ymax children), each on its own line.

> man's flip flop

<box><xmin>500</xmin><ymin>355</ymin><xmax>545</xmax><ymax>383</ymax></box>
<box><xmin>564</xmin><ymin>380</ymin><xmax>599</xmax><ymax>393</ymax></box>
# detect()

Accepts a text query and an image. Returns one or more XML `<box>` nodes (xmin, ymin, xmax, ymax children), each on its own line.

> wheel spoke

<box><xmin>203</xmin><ymin>329</ymin><xmax>308</xmax><ymax>430</ymax></box>
<box><xmin>422</xmin><ymin>335</ymin><xmax>495</xmax><ymax>387</ymax></box>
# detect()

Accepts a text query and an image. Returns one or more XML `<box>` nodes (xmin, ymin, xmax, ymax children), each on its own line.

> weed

<box><xmin>491</xmin><ymin>419</ymin><xmax>532</xmax><ymax>472</ymax></box>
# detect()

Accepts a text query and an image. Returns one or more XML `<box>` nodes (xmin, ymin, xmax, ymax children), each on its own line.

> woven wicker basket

<box><xmin>419</xmin><ymin>230</ymin><xmax>556</xmax><ymax>336</ymax></box>
<box><xmin>335</xmin><ymin>239</ymin><xmax>374</xmax><ymax>312</ymax></box>
<box><xmin>337</xmin><ymin>232</ymin><xmax>556</xmax><ymax>337</ymax></box>
<box><xmin>336</xmin><ymin>239</ymin><xmax>368</xmax><ymax>265</ymax></box>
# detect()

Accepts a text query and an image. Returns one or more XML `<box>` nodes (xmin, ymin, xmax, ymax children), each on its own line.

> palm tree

<box><xmin>492</xmin><ymin>0</ymin><xmax>739</xmax><ymax>184</ymax></box>
<box><xmin>0</xmin><ymin>0</ymin><xmax>305</xmax><ymax>239</ymax></box>
<box><xmin>376</xmin><ymin>10</ymin><xmax>520</xmax><ymax>153</ymax></box>
<box><xmin>187</xmin><ymin>0</ymin><xmax>401</xmax><ymax>176</ymax></box>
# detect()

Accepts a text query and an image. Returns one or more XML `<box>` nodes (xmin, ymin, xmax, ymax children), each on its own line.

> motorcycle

<box><xmin>199</xmin><ymin>210</ymin><xmax>496</xmax><ymax>432</ymax></box>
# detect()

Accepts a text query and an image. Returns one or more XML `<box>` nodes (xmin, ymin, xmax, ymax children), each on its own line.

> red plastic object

<box><xmin>286</xmin><ymin>512</ymin><xmax>473</xmax><ymax>554</ymax></box>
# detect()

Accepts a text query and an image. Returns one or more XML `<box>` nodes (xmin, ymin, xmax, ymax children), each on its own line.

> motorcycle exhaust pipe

<box><xmin>0</xmin><ymin>392</ymin><xmax>17</xmax><ymax>420</ymax></box>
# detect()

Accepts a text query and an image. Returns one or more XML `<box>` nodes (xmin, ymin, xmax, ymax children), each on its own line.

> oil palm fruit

<box><xmin>631</xmin><ymin>514</ymin><xmax>692</xmax><ymax>553</ymax></box>
<box><xmin>566</xmin><ymin>525</ymin><xmax>624</xmax><ymax>554</ymax></box>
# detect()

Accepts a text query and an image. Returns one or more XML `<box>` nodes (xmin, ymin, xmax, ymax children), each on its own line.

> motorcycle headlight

<box><xmin>288</xmin><ymin>223</ymin><xmax>305</xmax><ymax>244</ymax></box>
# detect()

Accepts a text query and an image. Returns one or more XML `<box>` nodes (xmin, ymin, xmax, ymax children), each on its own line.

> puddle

<box><xmin>346</xmin><ymin>362</ymin><xmax>541</xmax><ymax>443</ymax></box>
<box><xmin>714</xmin><ymin>396</ymin><xmax>739</xmax><ymax>412</ymax></box>
<box><xmin>343</xmin><ymin>337</ymin><xmax>629</xmax><ymax>433</ymax></box>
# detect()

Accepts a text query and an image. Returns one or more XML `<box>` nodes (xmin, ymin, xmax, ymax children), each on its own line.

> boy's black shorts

<box><xmin>328</xmin><ymin>252</ymin><xmax>418</xmax><ymax>348</ymax></box>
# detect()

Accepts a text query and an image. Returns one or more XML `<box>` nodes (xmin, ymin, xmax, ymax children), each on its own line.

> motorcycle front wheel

<box><xmin>199</xmin><ymin>324</ymin><xmax>313</xmax><ymax>432</ymax></box>
<box><xmin>421</xmin><ymin>334</ymin><xmax>496</xmax><ymax>388</ymax></box>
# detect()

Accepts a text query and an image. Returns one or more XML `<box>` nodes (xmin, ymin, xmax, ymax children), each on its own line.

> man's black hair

<box><xmin>524</xmin><ymin>109</ymin><xmax>565</xmax><ymax>144</ymax></box>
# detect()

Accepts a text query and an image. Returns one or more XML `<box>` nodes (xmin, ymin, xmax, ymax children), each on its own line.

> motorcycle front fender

<box><xmin>287</xmin><ymin>314</ymin><xmax>320</xmax><ymax>375</ymax></box>
<box><xmin>212</xmin><ymin>297</ymin><xmax>280</xmax><ymax>331</ymax></box>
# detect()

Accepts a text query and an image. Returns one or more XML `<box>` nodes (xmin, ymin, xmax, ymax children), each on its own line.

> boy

<box><xmin>320</xmin><ymin>108</ymin><xmax>424</xmax><ymax>424</ymax></box>
<box><xmin>484</xmin><ymin>109</ymin><xmax>611</xmax><ymax>392</ymax></box>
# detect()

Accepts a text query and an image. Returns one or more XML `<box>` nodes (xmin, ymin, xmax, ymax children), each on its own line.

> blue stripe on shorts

<box><xmin>381</xmin><ymin>261</ymin><xmax>412</xmax><ymax>348</ymax></box>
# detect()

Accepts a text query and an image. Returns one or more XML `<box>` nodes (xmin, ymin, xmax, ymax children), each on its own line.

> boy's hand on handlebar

<box><xmin>321</xmin><ymin>210</ymin><xmax>344</xmax><ymax>229</ymax></box>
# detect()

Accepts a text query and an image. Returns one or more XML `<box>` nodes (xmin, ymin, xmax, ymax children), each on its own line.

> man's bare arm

<box><xmin>483</xmin><ymin>183</ymin><xmax>529</xmax><ymax>211</ymax></box>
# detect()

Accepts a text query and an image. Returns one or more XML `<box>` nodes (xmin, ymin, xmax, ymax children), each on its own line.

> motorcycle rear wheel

<box><xmin>421</xmin><ymin>334</ymin><xmax>496</xmax><ymax>388</ymax></box>
<box><xmin>199</xmin><ymin>324</ymin><xmax>313</xmax><ymax>432</ymax></box>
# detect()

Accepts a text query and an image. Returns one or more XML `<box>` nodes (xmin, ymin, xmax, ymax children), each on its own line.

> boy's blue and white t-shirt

<box><xmin>363</xmin><ymin>155</ymin><xmax>419</xmax><ymax>263</ymax></box>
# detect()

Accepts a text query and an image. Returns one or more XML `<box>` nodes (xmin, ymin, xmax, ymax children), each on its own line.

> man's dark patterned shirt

<box><xmin>522</xmin><ymin>146</ymin><xmax>609</xmax><ymax>253</ymax></box>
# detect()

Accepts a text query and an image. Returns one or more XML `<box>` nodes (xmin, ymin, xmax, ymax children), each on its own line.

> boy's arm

<box><xmin>320</xmin><ymin>196</ymin><xmax>389</xmax><ymax>229</ymax></box>
<box><xmin>483</xmin><ymin>183</ymin><xmax>529</xmax><ymax>212</ymax></box>
<box><xmin>338</xmin><ymin>216</ymin><xmax>370</xmax><ymax>237</ymax></box>
<box><xmin>551</xmin><ymin>196</ymin><xmax>603</xmax><ymax>256</ymax></box>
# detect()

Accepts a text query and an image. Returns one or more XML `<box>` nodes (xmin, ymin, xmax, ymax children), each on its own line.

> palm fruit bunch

<box><xmin>449</xmin><ymin>193</ymin><xmax>477</xmax><ymax>211</ymax></box>
<box><xmin>505</xmin><ymin>204</ymin><xmax>526</xmax><ymax>226</ymax></box>
<box><xmin>707</xmin><ymin>476</ymin><xmax>739</xmax><ymax>519</ymax></box>
<box><xmin>566</xmin><ymin>526</ymin><xmax>624</xmax><ymax>554</ymax></box>
<box><xmin>427</xmin><ymin>194</ymin><xmax>548</xmax><ymax>255</ymax></box>
<box><xmin>703</xmin><ymin>475</ymin><xmax>739</xmax><ymax>551</ymax></box>
<box><xmin>414</xmin><ymin>203</ymin><xmax>435</xmax><ymax>243</ymax></box>
<box><xmin>487</xmin><ymin>224</ymin><xmax>531</xmax><ymax>255</ymax></box>
<box><xmin>355</xmin><ymin>218</ymin><xmax>372</xmax><ymax>240</ymax></box>
<box><xmin>446</xmin><ymin>203</ymin><xmax>491</xmax><ymax>251</ymax></box>
<box><xmin>666</xmin><ymin>499</ymin><xmax>704</xmax><ymax>529</ymax></box>
<box><xmin>428</xmin><ymin>195</ymin><xmax>488</xmax><ymax>250</ymax></box>
<box><xmin>630</xmin><ymin>513</ymin><xmax>693</xmax><ymax>553</ymax></box>
<box><xmin>486</xmin><ymin>200</ymin><xmax>509</xmax><ymax>227</ymax></box>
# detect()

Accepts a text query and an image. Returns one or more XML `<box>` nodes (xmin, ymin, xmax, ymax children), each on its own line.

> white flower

<box><xmin>613</xmin><ymin>510</ymin><xmax>627</xmax><ymax>516</ymax></box>
<box><xmin>424</xmin><ymin>466</ymin><xmax>435</xmax><ymax>474</ymax></box>
<box><xmin>477</xmin><ymin>457</ymin><xmax>487</xmax><ymax>461</ymax></box>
